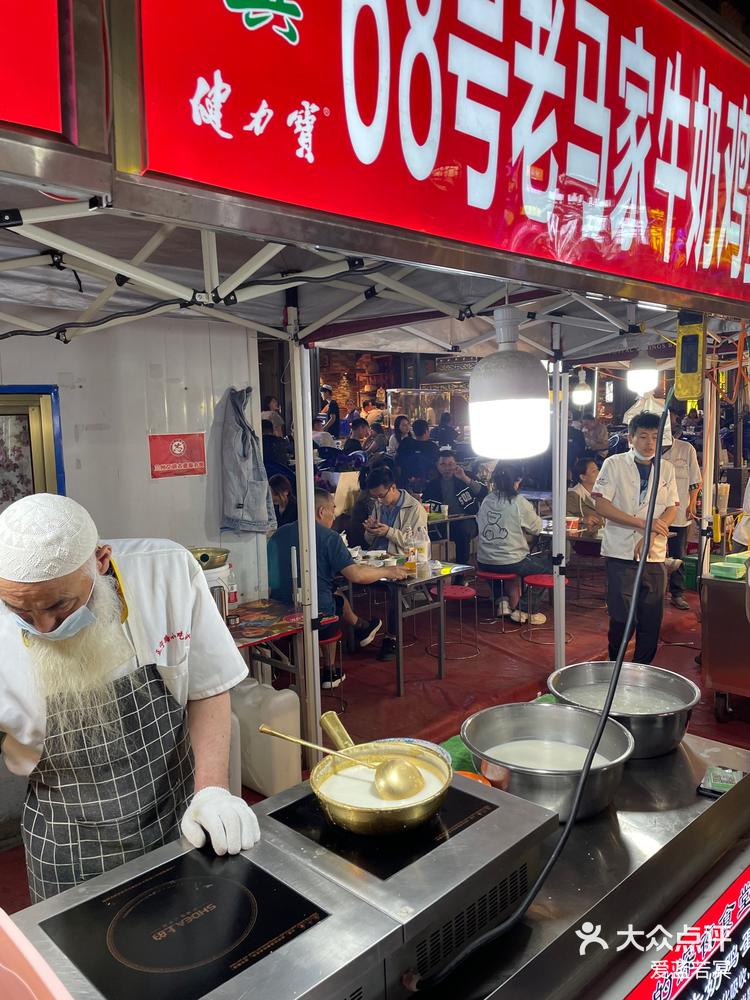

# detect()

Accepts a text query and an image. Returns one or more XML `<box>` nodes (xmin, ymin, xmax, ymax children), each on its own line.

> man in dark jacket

<box><xmin>262</xmin><ymin>419</ymin><xmax>292</xmax><ymax>467</ymax></box>
<box><xmin>397</xmin><ymin>418</ymin><xmax>440</xmax><ymax>490</ymax></box>
<box><xmin>422</xmin><ymin>450</ymin><xmax>487</xmax><ymax>566</ymax></box>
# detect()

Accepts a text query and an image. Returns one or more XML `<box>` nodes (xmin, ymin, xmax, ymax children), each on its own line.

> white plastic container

<box><xmin>231</xmin><ymin>678</ymin><xmax>302</xmax><ymax>795</ymax></box>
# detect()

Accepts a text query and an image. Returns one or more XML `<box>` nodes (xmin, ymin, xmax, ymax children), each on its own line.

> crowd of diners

<box><xmin>259</xmin><ymin>390</ymin><xmax>712</xmax><ymax>691</ymax></box>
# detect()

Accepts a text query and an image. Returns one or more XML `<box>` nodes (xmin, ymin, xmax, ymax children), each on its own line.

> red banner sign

<box><xmin>625</xmin><ymin>863</ymin><xmax>750</xmax><ymax>1000</ymax></box>
<box><xmin>0</xmin><ymin>1</ymin><xmax>63</xmax><ymax>134</ymax></box>
<box><xmin>148</xmin><ymin>433</ymin><xmax>207</xmax><ymax>479</ymax></box>
<box><xmin>140</xmin><ymin>1</ymin><xmax>750</xmax><ymax>304</ymax></box>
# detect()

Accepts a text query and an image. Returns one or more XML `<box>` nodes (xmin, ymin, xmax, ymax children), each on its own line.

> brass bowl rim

<box><xmin>311</xmin><ymin>740</ymin><xmax>452</xmax><ymax>815</ymax></box>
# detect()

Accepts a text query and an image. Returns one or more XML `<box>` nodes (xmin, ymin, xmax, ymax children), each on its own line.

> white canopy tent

<box><xmin>0</xmin><ymin>182</ymin><xmax>742</xmax><ymax>751</ymax></box>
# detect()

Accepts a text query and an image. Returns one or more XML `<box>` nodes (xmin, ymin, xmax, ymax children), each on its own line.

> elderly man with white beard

<box><xmin>0</xmin><ymin>493</ymin><xmax>260</xmax><ymax>902</ymax></box>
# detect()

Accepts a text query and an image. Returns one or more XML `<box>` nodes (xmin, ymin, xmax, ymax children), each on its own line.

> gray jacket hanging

<box><xmin>221</xmin><ymin>387</ymin><xmax>277</xmax><ymax>533</ymax></box>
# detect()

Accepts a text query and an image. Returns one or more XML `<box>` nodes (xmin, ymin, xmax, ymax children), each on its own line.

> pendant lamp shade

<box><xmin>571</xmin><ymin>369</ymin><xmax>593</xmax><ymax>407</ymax></box>
<box><xmin>626</xmin><ymin>352</ymin><xmax>659</xmax><ymax>396</ymax></box>
<box><xmin>469</xmin><ymin>307</ymin><xmax>551</xmax><ymax>459</ymax></box>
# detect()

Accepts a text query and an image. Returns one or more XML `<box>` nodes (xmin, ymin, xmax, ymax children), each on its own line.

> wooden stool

<box><xmin>476</xmin><ymin>570</ymin><xmax>523</xmax><ymax>633</ymax></box>
<box><xmin>426</xmin><ymin>585</ymin><xmax>480</xmax><ymax>660</ymax></box>
<box><xmin>520</xmin><ymin>574</ymin><xmax>572</xmax><ymax>646</ymax></box>
<box><xmin>319</xmin><ymin>631</ymin><xmax>346</xmax><ymax>711</ymax></box>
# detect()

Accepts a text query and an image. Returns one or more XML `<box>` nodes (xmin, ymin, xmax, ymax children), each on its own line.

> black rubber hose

<box><xmin>407</xmin><ymin>388</ymin><xmax>675</xmax><ymax>994</ymax></box>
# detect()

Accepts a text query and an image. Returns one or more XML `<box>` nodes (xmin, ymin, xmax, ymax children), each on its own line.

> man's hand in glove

<box><xmin>180</xmin><ymin>786</ymin><xmax>261</xmax><ymax>855</ymax></box>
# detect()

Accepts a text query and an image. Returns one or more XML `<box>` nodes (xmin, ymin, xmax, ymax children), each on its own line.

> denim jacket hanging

<box><xmin>221</xmin><ymin>387</ymin><xmax>277</xmax><ymax>533</ymax></box>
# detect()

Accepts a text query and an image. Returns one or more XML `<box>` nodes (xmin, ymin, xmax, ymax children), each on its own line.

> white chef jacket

<box><xmin>0</xmin><ymin>538</ymin><xmax>248</xmax><ymax>777</ymax></box>
<box><xmin>662</xmin><ymin>438</ymin><xmax>701</xmax><ymax>528</ymax></box>
<box><xmin>593</xmin><ymin>451</ymin><xmax>679</xmax><ymax>562</ymax></box>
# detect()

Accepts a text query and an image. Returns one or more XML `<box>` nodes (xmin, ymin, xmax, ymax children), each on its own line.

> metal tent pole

<box><xmin>288</xmin><ymin>319</ymin><xmax>323</xmax><ymax>767</ymax></box>
<box><xmin>701</xmin><ymin>362</ymin><xmax>717</xmax><ymax>580</ymax></box>
<box><xmin>551</xmin><ymin>323</ymin><xmax>568</xmax><ymax>671</ymax></box>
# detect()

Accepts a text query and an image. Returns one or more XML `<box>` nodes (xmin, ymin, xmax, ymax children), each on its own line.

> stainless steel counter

<box><xmin>10</xmin><ymin>735</ymin><xmax>750</xmax><ymax>1000</ymax></box>
<box><xmin>427</xmin><ymin>734</ymin><xmax>750</xmax><ymax>999</ymax></box>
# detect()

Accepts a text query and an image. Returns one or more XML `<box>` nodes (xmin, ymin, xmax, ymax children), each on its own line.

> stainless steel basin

<box><xmin>461</xmin><ymin>702</ymin><xmax>634</xmax><ymax>822</ymax></box>
<box><xmin>548</xmin><ymin>661</ymin><xmax>701</xmax><ymax>758</ymax></box>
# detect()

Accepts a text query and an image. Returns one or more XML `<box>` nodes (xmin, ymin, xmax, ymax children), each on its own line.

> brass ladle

<box><xmin>258</xmin><ymin>725</ymin><xmax>425</xmax><ymax>800</ymax></box>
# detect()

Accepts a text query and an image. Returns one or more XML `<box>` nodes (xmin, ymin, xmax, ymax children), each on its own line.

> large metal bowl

<box><xmin>188</xmin><ymin>546</ymin><xmax>230</xmax><ymax>570</ymax></box>
<box><xmin>548</xmin><ymin>661</ymin><xmax>701</xmax><ymax>759</ymax></box>
<box><xmin>461</xmin><ymin>703</ymin><xmax>634</xmax><ymax>822</ymax></box>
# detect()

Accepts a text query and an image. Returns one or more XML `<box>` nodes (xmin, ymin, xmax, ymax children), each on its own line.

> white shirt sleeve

<box><xmin>688</xmin><ymin>444</ymin><xmax>701</xmax><ymax>488</ymax></box>
<box><xmin>518</xmin><ymin>495</ymin><xmax>542</xmax><ymax>534</ymax></box>
<box><xmin>592</xmin><ymin>457</ymin><xmax>616</xmax><ymax>502</ymax></box>
<box><xmin>186</xmin><ymin>562</ymin><xmax>248</xmax><ymax>700</ymax></box>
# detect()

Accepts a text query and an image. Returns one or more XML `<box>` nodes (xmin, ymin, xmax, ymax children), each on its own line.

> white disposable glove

<box><xmin>180</xmin><ymin>786</ymin><xmax>261</xmax><ymax>855</ymax></box>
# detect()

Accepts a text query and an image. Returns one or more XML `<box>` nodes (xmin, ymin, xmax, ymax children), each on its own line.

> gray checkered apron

<box><xmin>22</xmin><ymin>657</ymin><xmax>195</xmax><ymax>903</ymax></box>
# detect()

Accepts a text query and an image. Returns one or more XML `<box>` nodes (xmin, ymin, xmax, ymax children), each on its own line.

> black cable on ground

<box><xmin>407</xmin><ymin>388</ymin><xmax>676</xmax><ymax>994</ymax></box>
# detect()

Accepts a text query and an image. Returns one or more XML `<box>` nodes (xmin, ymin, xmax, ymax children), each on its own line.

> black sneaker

<box><xmin>377</xmin><ymin>637</ymin><xmax>398</xmax><ymax>661</ymax></box>
<box><xmin>321</xmin><ymin>668</ymin><xmax>345</xmax><ymax>690</ymax></box>
<box><xmin>354</xmin><ymin>617</ymin><xmax>382</xmax><ymax>648</ymax></box>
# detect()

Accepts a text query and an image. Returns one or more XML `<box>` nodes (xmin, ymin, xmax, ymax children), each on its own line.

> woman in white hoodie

<box><xmin>477</xmin><ymin>464</ymin><xmax>551</xmax><ymax>623</ymax></box>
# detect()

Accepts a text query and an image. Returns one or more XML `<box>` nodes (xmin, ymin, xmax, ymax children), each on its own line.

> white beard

<box><xmin>26</xmin><ymin>574</ymin><xmax>134</xmax><ymax>739</ymax></box>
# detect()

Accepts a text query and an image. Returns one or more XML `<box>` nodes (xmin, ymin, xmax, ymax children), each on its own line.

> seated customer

<box><xmin>262</xmin><ymin>419</ymin><xmax>292</xmax><ymax>466</ymax></box>
<box><xmin>397</xmin><ymin>418</ymin><xmax>440</xmax><ymax>490</ymax></box>
<box><xmin>477</xmin><ymin>464</ymin><xmax>551</xmax><ymax>624</ymax></box>
<box><xmin>269</xmin><ymin>474</ymin><xmax>298</xmax><ymax>528</ymax></box>
<box><xmin>312</xmin><ymin>417</ymin><xmax>337</xmax><ymax>447</ymax></box>
<box><xmin>422</xmin><ymin>450</ymin><xmax>486</xmax><ymax>566</ymax></box>
<box><xmin>365</xmin><ymin>421</ymin><xmax>387</xmax><ymax>456</ymax></box>
<box><xmin>364</xmin><ymin>465</ymin><xmax>428</xmax><ymax>555</ymax></box>
<box><xmin>268</xmin><ymin>488</ymin><xmax>406</xmax><ymax>687</ymax></box>
<box><xmin>343</xmin><ymin>417</ymin><xmax>370</xmax><ymax>454</ymax></box>
<box><xmin>567</xmin><ymin>458</ymin><xmax>605</xmax><ymax>538</ymax></box>
<box><xmin>387</xmin><ymin>415</ymin><xmax>412</xmax><ymax>456</ymax></box>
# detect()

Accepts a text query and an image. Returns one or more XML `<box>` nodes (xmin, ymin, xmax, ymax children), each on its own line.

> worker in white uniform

<box><xmin>0</xmin><ymin>493</ymin><xmax>260</xmax><ymax>903</ymax></box>
<box><xmin>593</xmin><ymin>412</ymin><xmax>679</xmax><ymax>663</ymax></box>
<box><xmin>732</xmin><ymin>476</ymin><xmax>750</xmax><ymax>554</ymax></box>
<box><xmin>662</xmin><ymin>407</ymin><xmax>702</xmax><ymax>610</ymax></box>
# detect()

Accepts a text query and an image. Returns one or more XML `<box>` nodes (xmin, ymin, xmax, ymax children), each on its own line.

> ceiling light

<box><xmin>637</xmin><ymin>300</ymin><xmax>668</xmax><ymax>312</ymax></box>
<box><xmin>571</xmin><ymin>369</ymin><xmax>593</xmax><ymax>407</ymax></box>
<box><xmin>469</xmin><ymin>306</ymin><xmax>551</xmax><ymax>459</ymax></box>
<box><xmin>626</xmin><ymin>351</ymin><xmax>659</xmax><ymax>395</ymax></box>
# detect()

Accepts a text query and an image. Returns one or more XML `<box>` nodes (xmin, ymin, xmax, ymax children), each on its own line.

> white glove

<box><xmin>180</xmin><ymin>786</ymin><xmax>261</xmax><ymax>855</ymax></box>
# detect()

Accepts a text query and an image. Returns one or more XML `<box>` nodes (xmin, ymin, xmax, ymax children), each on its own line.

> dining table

<box><xmin>228</xmin><ymin>599</ymin><xmax>337</xmax><ymax>742</ymax></box>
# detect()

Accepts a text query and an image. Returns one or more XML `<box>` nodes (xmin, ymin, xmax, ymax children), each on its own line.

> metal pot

<box><xmin>461</xmin><ymin>702</ymin><xmax>634</xmax><ymax>822</ymax></box>
<box><xmin>548</xmin><ymin>661</ymin><xmax>701</xmax><ymax>759</ymax></box>
<box><xmin>188</xmin><ymin>546</ymin><xmax>230</xmax><ymax>570</ymax></box>
<box><xmin>313</xmin><ymin>712</ymin><xmax>452</xmax><ymax>835</ymax></box>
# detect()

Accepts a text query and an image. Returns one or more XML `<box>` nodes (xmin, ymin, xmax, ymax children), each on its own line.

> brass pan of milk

<box><xmin>313</xmin><ymin>713</ymin><xmax>453</xmax><ymax>835</ymax></box>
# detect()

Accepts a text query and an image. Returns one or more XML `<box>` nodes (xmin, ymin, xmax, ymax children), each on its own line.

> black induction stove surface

<box><xmin>40</xmin><ymin>849</ymin><xmax>328</xmax><ymax>1000</ymax></box>
<box><xmin>270</xmin><ymin>785</ymin><xmax>496</xmax><ymax>880</ymax></box>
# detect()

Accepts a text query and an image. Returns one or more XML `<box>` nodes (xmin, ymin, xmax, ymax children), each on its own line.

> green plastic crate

<box><xmin>683</xmin><ymin>553</ymin><xmax>722</xmax><ymax>590</ymax></box>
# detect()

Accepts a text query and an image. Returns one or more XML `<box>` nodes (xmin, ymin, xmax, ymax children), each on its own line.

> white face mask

<box><xmin>631</xmin><ymin>447</ymin><xmax>653</xmax><ymax>463</ymax></box>
<box><xmin>15</xmin><ymin>579</ymin><xmax>96</xmax><ymax>641</ymax></box>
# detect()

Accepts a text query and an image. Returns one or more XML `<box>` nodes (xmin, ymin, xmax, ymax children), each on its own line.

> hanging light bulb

<box><xmin>571</xmin><ymin>369</ymin><xmax>593</xmax><ymax>407</ymax></box>
<box><xmin>626</xmin><ymin>351</ymin><xmax>659</xmax><ymax>395</ymax></box>
<box><xmin>469</xmin><ymin>306</ymin><xmax>551</xmax><ymax>459</ymax></box>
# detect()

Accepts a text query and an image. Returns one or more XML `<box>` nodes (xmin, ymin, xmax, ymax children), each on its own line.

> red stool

<box><xmin>476</xmin><ymin>571</ymin><xmax>523</xmax><ymax>633</ymax></box>
<box><xmin>426</xmin><ymin>585</ymin><xmax>479</xmax><ymax>660</ymax></box>
<box><xmin>319</xmin><ymin>631</ymin><xmax>346</xmax><ymax>710</ymax></box>
<box><xmin>520</xmin><ymin>574</ymin><xmax>572</xmax><ymax>645</ymax></box>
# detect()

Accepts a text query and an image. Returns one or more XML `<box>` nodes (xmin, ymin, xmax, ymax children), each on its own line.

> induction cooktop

<box><xmin>270</xmin><ymin>784</ymin><xmax>496</xmax><ymax>880</ymax></box>
<box><xmin>39</xmin><ymin>849</ymin><xmax>326</xmax><ymax>1000</ymax></box>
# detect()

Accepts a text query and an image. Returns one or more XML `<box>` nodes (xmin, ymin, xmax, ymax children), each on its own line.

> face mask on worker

<box><xmin>631</xmin><ymin>448</ymin><xmax>653</xmax><ymax>463</ymax></box>
<box><xmin>15</xmin><ymin>579</ymin><xmax>97</xmax><ymax>641</ymax></box>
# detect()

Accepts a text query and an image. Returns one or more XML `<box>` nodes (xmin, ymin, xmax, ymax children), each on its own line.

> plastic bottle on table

<box><xmin>226</xmin><ymin>563</ymin><xmax>238</xmax><ymax>605</ymax></box>
<box><xmin>403</xmin><ymin>525</ymin><xmax>416</xmax><ymax>574</ymax></box>
<box><xmin>414</xmin><ymin>525</ymin><xmax>431</xmax><ymax>577</ymax></box>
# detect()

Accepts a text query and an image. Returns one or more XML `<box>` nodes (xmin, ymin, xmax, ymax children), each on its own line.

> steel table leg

<box><xmin>396</xmin><ymin>586</ymin><xmax>405</xmax><ymax>697</ymax></box>
<box><xmin>437</xmin><ymin>577</ymin><xmax>446</xmax><ymax>680</ymax></box>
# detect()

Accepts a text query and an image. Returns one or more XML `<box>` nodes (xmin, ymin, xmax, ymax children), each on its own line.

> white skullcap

<box><xmin>0</xmin><ymin>494</ymin><xmax>99</xmax><ymax>583</ymax></box>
